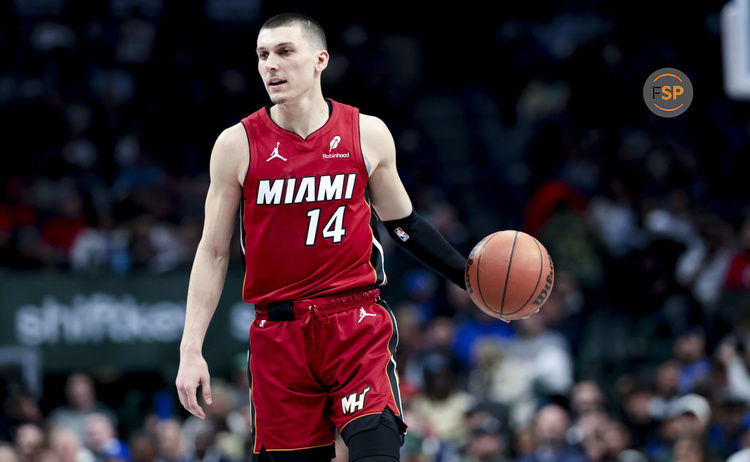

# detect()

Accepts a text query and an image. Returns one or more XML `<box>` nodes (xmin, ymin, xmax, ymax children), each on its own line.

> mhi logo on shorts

<box><xmin>341</xmin><ymin>385</ymin><xmax>371</xmax><ymax>415</ymax></box>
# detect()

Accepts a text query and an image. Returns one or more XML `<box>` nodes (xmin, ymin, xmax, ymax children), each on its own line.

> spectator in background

<box><xmin>477</xmin><ymin>315</ymin><xmax>573</xmax><ymax>429</ymax></box>
<box><xmin>670</xmin><ymin>394</ymin><xmax>712</xmax><ymax>439</ymax></box>
<box><xmin>13</xmin><ymin>424</ymin><xmax>44</xmax><ymax>462</ymax></box>
<box><xmin>570</xmin><ymin>381</ymin><xmax>605</xmax><ymax>421</ymax></box>
<box><xmin>460</xmin><ymin>401</ymin><xmax>512</xmax><ymax>462</ymax></box>
<box><xmin>649</xmin><ymin>393</ymin><xmax>714</xmax><ymax>462</ymax></box>
<box><xmin>650</xmin><ymin>360</ymin><xmax>682</xmax><ymax>421</ymax></box>
<box><xmin>579</xmin><ymin>418</ymin><xmax>642</xmax><ymax>462</ymax></box>
<box><xmin>50</xmin><ymin>374</ymin><xmax>117</xmax><ymax>446</ymax></box>
<box><xmin>460</xmin><ymin>425</ymin><xmax>511</xmax><ymax>462</ymax></box>
<box><xmin>410</xmin><ymin>350</ymin><xmax>474</xmax><ymax>449</ymax></box>
<box><xmin>674</xmin><ymin>328</ymin><xmax>712</xmax><ymax>395</ymax></box>
<box><xmin>180</xmin><ymin>381</ymin><xmax>238</xmax><ymax>457</ymax></box>
<box><xmin>127</xmin><ymin>431</ymin><xmax>157</xmax><ymax>462</ymax></box>
<box><xmin>587</xmin><ymin>177</ymin><xmax>646</xmax><ymax>259</ymax></box>
<box><xmin>0</xmin><ymin>444</ymin><xmax>19</xmax><ymax>462</ymax></box>
<box><xmin>403</xmin><ymin>316</ymin><xmax>463</xmax><ymax>390</ymax></box>
<box><xmin>453</xmin><ymin>308</ymin><xmax>515</xmax><ymax>367</ymax></box>
<box><xmin>643</xmin><ymin>190</ymin><xmax>700</xmax><ymax>253</ymax></box>
<box><xmin>674</xmin><ymin>213</ymin><xmax>735</xmax><ymax>310</ymax></box>
<box><xmin>600</xmin><ymin>420</ymin><xmax>643</xmax><ymax>461</ymax></box>
<box><xmin>466</xmin><ymin>340</ymin><xmax>520</xmax><ymax>419</ymax></box>
<box><xmin>49</xmin><ymin>426</ymin><xmax>94</xmax><ymax>462</ymax></box>
<box><xmin>565</xmin><ymin>380</ymin><xmax>648</xmax><ymax>462</ymax></box>
<box><xmin>85</xmin><ymin>413</ymin><xmax>130</xmax><ymax>462</ymax></box>
<box><xmin>510</xmin><ymin>316</ymin><xmax>573</xmax><ymax>400</ymax></box>
<box><xmin>517</xmin><ymin>404</ymin><xmax>587</xmax><ymax>462</ymax></box>
<box><xmin>615</xmin><ymin>377</ymin><xmax>659</xmax><ymax>451</ymax></box>
<box><xmin>184</xmin><ymin>421</ymin><xmax>233</xmax><ymax>462</ymax></box>
<box><xmin>717</xmin><ymin>335</ymin><xmax>750</xmax><ymax>406</ymax></box>
<box><xmin>1</xmin><ymin>389</ymin><xmax>43</xmax><ymax>442</ymax></box>
<box><xmin>672</xmin><ymin>435</ymin><xmax>715</xmax><ymax>462</ymax></box>
<box><xmin>153</xmin><ymin>419</ymin><xmax>184</xmax><ymax>462</ymax></box>
<box><xmin>453</xmin><ymin>295</ymin><xmax>515</xmax><ymax>369</ymax></box>
<box><xmin>567</xmin><ymin>380</ymin><xmax>610</xmax><ymax>458</ymax></box>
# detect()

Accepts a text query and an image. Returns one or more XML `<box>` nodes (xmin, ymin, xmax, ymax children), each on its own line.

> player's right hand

<box><xmin>175</xmin><ymin>351</ymin><xmax>213</xmax><ymax>419</ymax></box>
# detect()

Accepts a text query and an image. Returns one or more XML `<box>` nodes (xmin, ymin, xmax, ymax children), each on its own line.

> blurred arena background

<box><xmin>2</xmin><ymin>1</ymin><xmax>750</xmax><ymax>461</ymax></box>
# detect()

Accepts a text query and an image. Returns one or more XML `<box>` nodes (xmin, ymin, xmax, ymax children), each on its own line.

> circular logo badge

<box><xmin>643</xmin><ymin>68</ymin><xmax>693</xmax><ymax>118</ymax></box>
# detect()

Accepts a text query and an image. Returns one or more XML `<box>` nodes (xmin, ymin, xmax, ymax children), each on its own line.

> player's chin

<box><xmin>269</xmin><ymin>94</ymin><xmax>287</xmax><ymax>104</ymax></box>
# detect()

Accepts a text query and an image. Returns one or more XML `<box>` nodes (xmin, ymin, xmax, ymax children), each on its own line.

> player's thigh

<box><xmin>249</xmin><ymin>320</ymin><xmax>335</xmax><ymax>453</ymax></box>
<box><xmin>325</xmin><ymin>301</ymin><xmax>406</xmax><ymax>461</ymax></box>
<box><xmin>328</xmin><ymin>300</ymin><xmax>405</xmax><ymax>431</ymax></box>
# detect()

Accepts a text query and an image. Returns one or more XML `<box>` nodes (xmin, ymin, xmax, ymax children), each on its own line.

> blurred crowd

<box><xmin>3</xmin><ymin>0</ymin><xmax>750</xmax><ymax>461</ymax></box>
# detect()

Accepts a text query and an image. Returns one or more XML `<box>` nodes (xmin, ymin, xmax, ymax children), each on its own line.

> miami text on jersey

<box><xmin>256</xmin><ymin>173</ymin><xmax>358</xmax><ymax>205</ymax></box>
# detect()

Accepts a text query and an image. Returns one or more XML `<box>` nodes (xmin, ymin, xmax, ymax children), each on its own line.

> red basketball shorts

<box><xmin>248</xmin><ymin>287</ymin><xmax>405</xmax><ymax>454</ymax></box>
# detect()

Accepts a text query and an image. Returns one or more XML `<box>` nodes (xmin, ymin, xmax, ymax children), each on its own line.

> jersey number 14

<box><xmin>305</xmin><ymin>206</ymin><xmax>346</xmax><ymax>246</ymax></box>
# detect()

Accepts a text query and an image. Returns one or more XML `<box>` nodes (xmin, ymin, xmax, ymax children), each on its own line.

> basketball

<box><xmin>464</xmin><ymin>231</ymin><xmax>554</xmax><ymax>321</ymax></box>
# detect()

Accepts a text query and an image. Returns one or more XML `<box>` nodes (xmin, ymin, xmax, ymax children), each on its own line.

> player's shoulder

<box><xmin>358</xmin><ymin>113</ymin><xmax>395</xmax><ymax>167</ymax></box>
<box><xmin>210</xmin><ymin>122</ymin><xmax>248</xmax><ymax>173</ymax></box>
<box><xmin>215</xmin><ymin>122</ymin><xmax>247</xmax><ymax>151</ymax></box>
<box><xmin>358</xmin><ymin>112</ymin><xmax>391</xmax><ymax>138</ymax></box>
<box><xmin>212</xmin><ymin>122</ymin><xmax>248</xmax><ymax>161</ymax></box>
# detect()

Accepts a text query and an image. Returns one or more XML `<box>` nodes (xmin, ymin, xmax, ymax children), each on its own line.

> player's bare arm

<box><xmin>361</xmin><ymin>113</ymin><xmax>467</xmax><ymax>289</ymax></box>
<box><xmin>176</xmin><ymin>123</ymin><xmax>247</xmax><ymax>419</ymax></box>
<box><xmin>360</xmin><ymin>113</ymin><xmax>413</xmax><ymax>221</ymax></box>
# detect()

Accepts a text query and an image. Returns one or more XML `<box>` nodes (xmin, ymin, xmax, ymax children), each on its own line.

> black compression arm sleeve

<box><xmin>382</xmin><ymin>211</ymin><xmax>467</xmax><ymax>289</ymax></box>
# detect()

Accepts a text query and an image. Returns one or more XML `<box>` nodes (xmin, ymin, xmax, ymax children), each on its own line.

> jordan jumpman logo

<box><xmin>267</xmin><ymin>142</ymin><xmax>287</xmax><ymax>162</ymax></box>
<box><xmin>358</xmin><ymin>307</ymin><xmax>376</xmax><ymax>323</ymax></box>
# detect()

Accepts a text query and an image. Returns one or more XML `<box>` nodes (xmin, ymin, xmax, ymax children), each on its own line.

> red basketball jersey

<box><xmin>239</xmin><ymin>99</ymin><xmax>386</xmax><ymax>303</ymax></box>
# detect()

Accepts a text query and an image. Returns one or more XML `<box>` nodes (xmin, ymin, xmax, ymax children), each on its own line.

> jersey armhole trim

<box><xmin>354</xmin><ymin>110</ymin><xmax>370</xmax><ymax>180</ymax></box>
<box><xmin>240</xmin><ymin>119</ymin><xmax>253</xmax><ymax>193</ymax></box>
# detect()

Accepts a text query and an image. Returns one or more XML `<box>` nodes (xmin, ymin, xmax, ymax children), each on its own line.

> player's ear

<box><xmin>315</xmin><ymin>50</ymin><xmax>329</xmax><ymax>72</ymax></box>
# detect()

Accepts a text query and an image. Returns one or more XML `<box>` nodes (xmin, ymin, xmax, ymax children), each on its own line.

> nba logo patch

<box><xmin>394</xmin><ymin>227</ymin><xmax>410</xmax><ymax>242</ymax></box>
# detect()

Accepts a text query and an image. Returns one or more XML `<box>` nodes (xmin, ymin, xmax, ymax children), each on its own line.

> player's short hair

<box><xmin>261</xmin><ymin>13</ymin><xmax>327</xmax><ymax>51</ymax></box>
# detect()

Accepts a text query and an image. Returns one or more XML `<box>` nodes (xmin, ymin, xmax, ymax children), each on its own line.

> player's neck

<box><xmin>270</xmin><ymin>94</ymin><xmax>329</xmax><ymax>139</ymax></box>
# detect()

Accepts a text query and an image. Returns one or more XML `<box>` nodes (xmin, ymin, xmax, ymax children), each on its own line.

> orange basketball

<box><xmin>464</xmin><ymin>230</ymin><xmax>554</xmax><ymax>321</ymax></box>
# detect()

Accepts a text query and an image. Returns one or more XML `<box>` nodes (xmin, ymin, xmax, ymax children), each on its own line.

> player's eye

<box><xmin>280</xmin><ymin>48</ymin><xmax>292</xmax><ymax>55</ymax></box>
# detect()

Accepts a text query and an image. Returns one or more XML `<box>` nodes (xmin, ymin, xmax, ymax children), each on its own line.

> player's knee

<box><xmin>253</xmin><ymin>445</ymin><xmax>334</xmax><ymax>462</ymax></box>
<box><xmin>346</xmin><ymin>429</ymin><xmax>400</xmax><ymax>462</ymax></box>
<box><xmin>343</xmin><ymin>409</ymin><xmax>403</xmax><ymax>462</ymax></box>
<box><xmin>349</xmin><ymin>456</ymin><xmax>398</xmax><ymax>462</ymax></box>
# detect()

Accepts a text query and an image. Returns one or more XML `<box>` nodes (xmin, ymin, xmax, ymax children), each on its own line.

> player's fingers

<box><xmin>179</xmin><ymin>378</ymin><xmax>205</xmax><ymax>419</ymax></box>
<box><xmin>201</xmin><ymin>374</ymin><xmax>213</xmax><ymax>405</ymax></box>
<box><xmin>186</xmin><ymin>385</ymin><xmax>206</xmax><ymax>419</ymax></box>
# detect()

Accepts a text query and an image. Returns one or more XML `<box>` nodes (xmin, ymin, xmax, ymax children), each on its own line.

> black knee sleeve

<box><xmin>252</xmin><ymin>444</ymin><xmax>335</xmax><ymax>462</ymax></box>
<box><xmin>342</xmin><ymin>408</ymin><xmax>404</xmax><ymax>462</ymax></box>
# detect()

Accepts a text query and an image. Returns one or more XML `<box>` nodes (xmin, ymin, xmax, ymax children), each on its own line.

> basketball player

<box><xmin>176</xmin><ymin>13</ymin><xmax>467</xmax><ymax>462</ymax></box>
